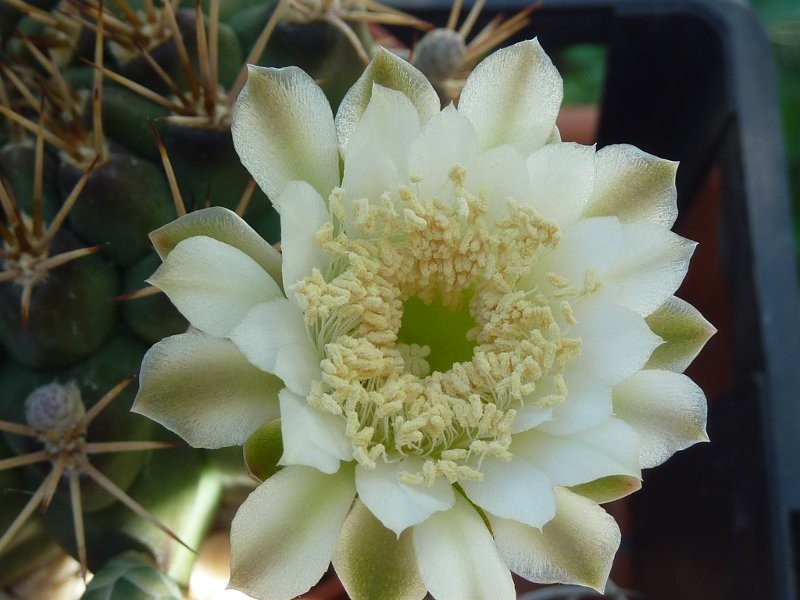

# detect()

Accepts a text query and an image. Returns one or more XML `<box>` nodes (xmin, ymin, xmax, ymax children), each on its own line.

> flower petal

<box><xmin>613</xmin><ymin>369</ymin><xmax>709</xmax><ymax>468</ymax></box>
<box><xmin>609</xmin><ymin>223</ymin><xmax>697</xmax><ymax>316</ymax></box>
<box><xmin>341</xmin><ymin>84</ymin><xmax>420</xmax><ymax>206</ymax></box>
<box><xmin>232</xmin><ymin>65</ymin><xmax>339</xmax><ymax>200</ymax></box>
<box><xmin>413</xmin><ymin>493</ymin><xmax>516</xmax><ymax>600</ymax></box>
<box><xmin>570</xmin><ymin>304</ymin><xmax>663</xmax><ymax>386</ymax></box>
<box><xmin>583</xmin><ymin>144</ymin><xmax>679</xmax><ymax>227</ymax></box>
<box><xmin>333</xmin><ymin>499</ymin><xmax>427</xmax><ymax>600</ymax></box>
<box><xmin>466</xmin><ymin>144</ymin><xmax>529</xmax><ymax>221</ymax></box>
<box><xmin>336</xmin><ymin>47</ymin><xmax>440</xmax><ymax>152</ymax></box>
<box><xmin>149</xmin><ymin>206</ymin><xmax>282</xmax><ymax>287</ymax></box>
<box><xmin>491</xmin><ymin>487</ymin><xmax>620</xmax><ymax>591</ymax></box>
<box><xmin>537</xmin><ymin>370</ymin><xmax>613</xmax><ymax>436</ymax></box>
<box><xmin>514</xmin><ymin>417</ymin><xmax>641</xmax><ymax>487</ymax></box>
<box><xmin>148</xmin><ymin>235</ymin><xmax>282</xmax><ymax>337</ymax></box>
<box><xmin>461</xmin><ymin>457</ymin><xmax>555</xmax><ymax>529</ymax></box>
<box><xmin>524</xmin><ymin>142</ymin><xmax>596</xmax><ymax>228</ymax></box>
<box><xmin>645</xmin><ymin>296</ymin><xmax>717</xmax><ymax>372</ymax></box>
<box><xmin>228</xmin><ymin>465</ymin><xmax>355</xmax><ymax>600</ymax></box>
<box><xmin>407</xmin><ymin>105</ymin><xmax>479</xmax><ymax>202</ymax></box>
<box><xmin>278</xmin><ymin>388</ymin><xmax>352</xmax><ymax>474</ymax></box>
<box><xmin>230</xmin><ymin>299</ymin><xmax>320</xmax><ymax>396</ymax></box>
<box><xmin>133</xmin><ymin>331</ymin><xmax>282</xmax><ymax>448</ymax></box>
<box><xmin>355</xmin><ymin>457</ymin><xmax>454</xmax><ymax>536</ymax></box>
<box><xmin>458</xmin><ymin>39</ymin><xmax>562</xmax><ymax>155</ymax></box>
<box><xmin>278</xmin><ymin>180</ymin><xmax>331</xmax><ymax>289</ymax></box>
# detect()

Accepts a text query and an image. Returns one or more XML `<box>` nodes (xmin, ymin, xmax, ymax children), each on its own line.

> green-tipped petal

<box><xmin>148</xmin><ymin>235</ymin><xmax>282</xmax><ymax>337</ymax></box>
<box><xmin>583</xmin><ymin>144</ymin><xmax>679</xmax><ymax>227</ymax></box>
<box><xmin>645</xmin><ymin>296</ymin><xmax>717</xmax><ymax>372</ymax></box>
<box><xmin>458</xmin><ymin>39</ymin><xmax>563</xmax><ymax>155</ymax></box>
<box><xmin>492</xmin><ymin>487</ymin><xmax>620</xmax><ymax>592</ymax></box>
<box><xmin>149</xmin><ymin>207</ymin><xmax>282</xmax><ymax>288</ymax></box>
<box><xmin>413</xmin><ymin>493</ymin><xmax>515</xmax><ymax>600</ymax></box>
<box><xmin>336</xmin><ymin>47</ymin><xmax>440</xmax><ymax>151</ymax></box>
<box><xmin>333</xmin><ymin>500</ymin><xmax>426</xmax><ymax>600</ymax></box>
<box><xmin>569</xmin><ymin>475</ymin><xmax>642</xmax><ymax>503</ymax></box>
<box><xmin>229</xmin><ymin>465</ymin><xmax>356</xmax><ymax>600</ymax></box>
<box><xmin>232</xmin><ymin>65</ymin><xmax>339</xmax><ymax>200</ymax></box>
<box><xmin>133</xmin><ymin>331</ymin><xmax>282</xmax><ymax>448</ymax></box>
<box><xmin>613</xmin><ymin>369</ymin><xmax>709</xmax><ymax>468</ymax></box>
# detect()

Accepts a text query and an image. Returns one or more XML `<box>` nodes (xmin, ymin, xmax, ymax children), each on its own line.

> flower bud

<box><xmin>25</xmin><ymin>381</ymin><xmax>85</xmax><ymax>433</ymax></box>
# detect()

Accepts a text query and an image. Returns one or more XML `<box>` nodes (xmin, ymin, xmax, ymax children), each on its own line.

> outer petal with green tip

<box><xmin>583</xmin><ymin>144</ymin><xmax>679</xmax><ymax>227</ymax></box>
<box><xmin>336</xmin><ymin>47</ymin><xmax>440</xmax><ymax>152</ymax></box>
<box><xmin>645</xmin><ymin>296</ymin><xmax>717</xmax><ymax>372</ymax></box>
<box><xmin>333</xmin><ymin>500</ymin><xmax>426</xmax><ymax>600</ymax></box>
<box><xmin>133</xmin><ymin>331</ymin><xmax>282</xmax><ymax>448</ymax></box>
<box><xmin>148</xmin><ymin>235</ymin><xmax>282</xmax><ymax>337</ymax></box>
<box><xmin>458</xmin><ymin>39</ymin><xmax>563</xmax><ymax>155</ymax></box>
<box><xmin>232</xmin><ymin>65</ymin><xmax>339</xmax><ymax>200</ymax></box>
<box><xmin>613</xmin><ymin>369</ymin><xmax>709</xmax><ymax>468</ymax></box>
<box><xmin>229</xmin><ymin>465</ymin><xmax>356</xmax><ymax>600</ymax></box>
<box><xmin>491</xmin><ymin>487</ymin><xmax>620</xmax><ymax>591</ymax></box>
<box><xmin>149</xmin><ymin>206</ymin><xmax>282</xmax><ymax>287</ymax></box>
<box><xmin>413</xmin><ymin>494</ymin><xmax>516</xmax><ymax>600</ymax></box>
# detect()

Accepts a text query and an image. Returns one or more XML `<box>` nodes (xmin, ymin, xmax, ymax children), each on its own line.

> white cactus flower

<box><xmin>134</xmin><ymin>39</ymin><xmax>714</xmax><ymax>600</ymax></box>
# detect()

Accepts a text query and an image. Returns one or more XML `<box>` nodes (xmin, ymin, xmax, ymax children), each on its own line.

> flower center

<box><xmin>397</xmin><ymin>293</ymin><xmax>476</xmax><ymax>375</ymax></box>
<box><xmin>295</xmin><ymin>169</ymin><xmax>580</xmax><ymax>483</ymax></box>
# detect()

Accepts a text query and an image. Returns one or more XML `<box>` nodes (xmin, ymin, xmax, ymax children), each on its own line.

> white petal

<box><xmin>570</xmin><ymin>303</ymin><xmax>663</xmax><ymax>385</ymax></box>
<box><xmin>229</xmin><ymin>299</ymin><xmax>321</xmax><ymax>396</ymax></box>
<box><xmin>229</xmin><ymin>465</ymin><xmax>355</xmax><ymax>600</ymax></box>
<box><xmin>458</xmin><ymin>39</ymin><xmax>562</xmax><ymax>154</ymax></box>
<box><xmin>524</xmin><ymin>142</ymin><xmax>596</xmax><ymax>228</ymax></box>
<box><xmin>149</xmin><ymin>206</ymin><xmax>282</xmax><ymax>288</ymax></box>
<box><xmin>538</xmin><ymin>370</ymin><xmax>613</xmax><ymax>435</ymax></box>
<box><xmin>466</xmin><ymin>144</ymin><xmax>529</xmax><ymax>221</ymax></box>
<box><xmin>232</xmin><ymin>65</ymin><xmax>339</xmax><ymax>200</ymax></box>
<box><xmin>609</xmin><ymin>223</ymin><xmax>697</xmax><ymax>316</ymax></box>
<box><xmin>133</xmin><ymin>331</ymin><xmax>282</xmax><ymax>448</ymax></box>
<box><xmin>148</xmin><ymin>235</ymin><xmax>282</xmax><ymax>337</ymax></box>
<box><xmin>336</xmin><ymin>47</ymin><xmax>440</xmax><ymax>152</ymax></box>
<box><xmin>583</xmin><ymin>144</ymin><xmax>678</xmax><ymax>227</ymax></box>
<box><xmin>413</xmin><ymin>493</ymin><xmax>515</xmax><ymax>600</ymax></box>
<box><xmin>514</xmin><ymin>417</ymin><xmax>641</xmax><ymax>487</ymax></box>
<box><xmin>491</xmin><ymin>487</ymin><xmax>620</xmax><ymax>591</ymax></box>
<box><xmin>278</xmin><ymin>180</ymin><xmax>331</xmax><ymax>289</ymax></box>
<box><xmin>278</xmin><ymin>388</ymin><xmax>352</xmax><ymax>474</ymax></box>
<box><xmin>355</xmin><ymin>457</ymin><xmax>454</xmax><ymax>536</ymax></box>
<box><xmin>333</xmin><ymin>499</ymin><xmax>427</xmax><ymax>600</ymax></box>
<box><xmin>461</xmin><ymin>457</ymin><xmax>555</xmax><ymax>529</ymax></box>
<box><xmin>645</xmin><ymin>296</ymin><xmax>716</xmax><ymax>372</ymax></box>
<box><xmin>407</xmin><ymin>105</ymin><xmax>479</xmax><ymax>202</ymax></box>
<box><xmin>511</xmin><ymin>404</ymin><xmax>552</xmax><ymax>434</ymax></box>
<box><xmin>341</xmin><ymin>84</ymin><xmax>420</xmax><ymax>205</ymax></box>
<box><xmin>613</xmin><ymin>369</ymin><xmax>709</xmax><ymax>468</ymax></box>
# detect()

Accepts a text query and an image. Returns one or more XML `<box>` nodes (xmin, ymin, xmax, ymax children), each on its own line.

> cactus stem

<box><xmin>135</xmin><ymin>41</ymin><xmax>192</xmax><ymax>108</ymax></box>
<box><xmin>0</xmin><ymin>450</ymin><xmax>49</xmax><ymax>471</ymax></box>
<box><xmin>68</xmin><ymin>471</ymin><xmax>88</xmax><ymax>580</ymax></box>
<box><xmin>115</xmin><ymin>285</ymin><xmax>161</xmax><ymax>302</ymax></box>
<box><xmin>235</xmin><ymin>178</ymin><xmax>257</xmax><ymax>218</ymax></box>
<box><xmin>36</xmin><ymin>157</ymin><xmax>98</xmax><ymax>252</ymax></box>
<box><xmin>84</xmin><ymin>440</ymin><xmax>181</xmax><ymax>454</ymax></box>
<box><xmin>227</xmin><ymin>0</ymin><xmax>291</xmax><ymax>106</ymax></box>
<box><xmin>0</xmin><ymin>376</ymin><xmax>189</xmax><ymax>572</ymax></box>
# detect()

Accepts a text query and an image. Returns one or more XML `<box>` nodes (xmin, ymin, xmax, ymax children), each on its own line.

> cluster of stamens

<box><xmin>292</xmin><ymin>165</ymin><xmax>583</xmax><ymax>485</ymax></box>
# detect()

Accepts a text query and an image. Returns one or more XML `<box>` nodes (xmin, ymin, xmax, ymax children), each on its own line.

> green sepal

<box><xmin>569</xmin><ymin>475</ymin><xmax>642</xmax><ymax>504</ymax></box>
<box><xmin>645</xmin><ymin>296</ymin><xmax>716</xmax><ymax>372</ymax></box>
<box><xmin>243</xmin><ymin>418</ymin><xmax>283</xmax><ymax>482</ymax></box>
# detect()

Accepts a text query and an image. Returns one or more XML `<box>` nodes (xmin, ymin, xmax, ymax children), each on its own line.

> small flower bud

<box><xmin>25</xmin><ymin>381</ymin><xmax>85</xmax><ymax>433</ymax></box>
<box><xmin>412</xmin><ymin>29</ymin><xmax>467</xmax><ymax>82</ymax></box>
